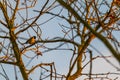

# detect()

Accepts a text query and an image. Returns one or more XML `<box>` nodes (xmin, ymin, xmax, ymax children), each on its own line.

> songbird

<box><xmin>25</xmin><ymin>36</ymin><xmax>36</xmax><ymax>44</ymax></box>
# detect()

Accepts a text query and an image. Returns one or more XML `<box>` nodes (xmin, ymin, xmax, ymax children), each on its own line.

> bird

<box><xmin>25</xmin><ymin>36</ymin><xmax>36</xmax><ymax>44</ymax></box>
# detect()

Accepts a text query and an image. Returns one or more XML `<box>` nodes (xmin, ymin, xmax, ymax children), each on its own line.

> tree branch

<box><xmin>56</xmin><ymin>0</ymin><xmax>120</xmax><ymax>63</ymax></box>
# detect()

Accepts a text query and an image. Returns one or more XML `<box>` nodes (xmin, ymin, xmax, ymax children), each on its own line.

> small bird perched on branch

<box><xmin>25</xmin><ymin>36</ymin><xmax>36</xmax><ymax>44</ymax></box>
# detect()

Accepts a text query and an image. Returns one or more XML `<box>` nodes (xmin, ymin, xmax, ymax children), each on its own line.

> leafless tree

<box><xmin>0</xmin><ymin>0</ymin><xmax>120</xmax><ymax>80</ymax></box>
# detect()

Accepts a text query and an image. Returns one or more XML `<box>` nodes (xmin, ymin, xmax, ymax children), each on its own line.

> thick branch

<box><xmin>57</xmin><ymin>0</ymin><xmax>120</xmax><ymax>63</ymax></box>
<box><xmin>0</xmin><ymin>2</ymin><xmax>9</xmax><ymax>25</ymax></box>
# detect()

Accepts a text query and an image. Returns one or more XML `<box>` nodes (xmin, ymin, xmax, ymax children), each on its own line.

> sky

<box><xmin>30</xmin><ymin>0</ymin><xmax>120</xmax><ymax>80</ymax></box>
<box><xmin>0</xmin><ymin>0</ymin><xmax>120</xmax><ymax>80</ymax></box>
